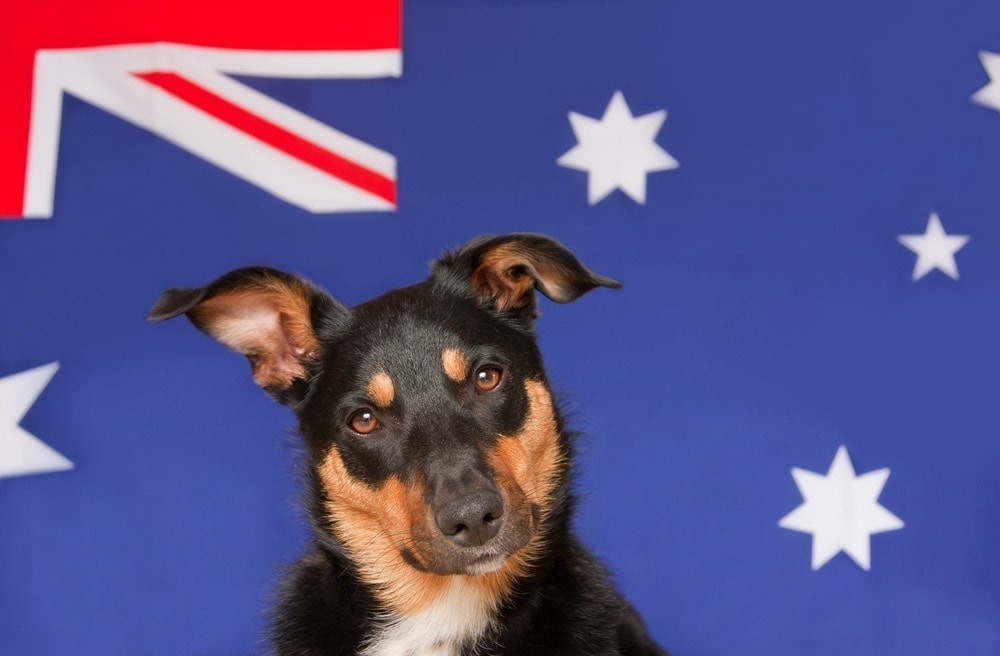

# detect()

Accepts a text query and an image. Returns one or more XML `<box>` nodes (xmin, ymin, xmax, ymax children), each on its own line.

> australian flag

<box><xmin>1</xmin><ymin>1</ymin><xmax>998</xmax><ymax>654</ymax></box>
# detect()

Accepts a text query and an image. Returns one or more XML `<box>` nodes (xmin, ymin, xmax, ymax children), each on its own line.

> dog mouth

<box><xmin>456</xmin><ymin>540</ymin><xmax>519</xmax><ymax>575</ymax></box>
<box><xmin>403</xmin><ymin>517</ymin><xmax>535</xmax><ymax>577</ymax></box>
<box><xmin>463</xmin><ymin>553</ymin><xmax>509</xmax><ymax>575</ymax></box>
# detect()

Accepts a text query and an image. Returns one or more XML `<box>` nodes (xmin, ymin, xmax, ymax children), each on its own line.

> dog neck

<box><xmin>360</xmin><ymin>576</ymin><xmax>498</xmax><ymax>656</ymax></box>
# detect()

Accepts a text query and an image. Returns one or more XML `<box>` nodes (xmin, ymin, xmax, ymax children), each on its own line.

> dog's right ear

<box><xmin>432</xmin><ymin>234</ymin><xmax>621</xmax><ymax>322</ymax></box>
<box><xmin>147</xmin><ymin>267</ymin><xmax>345</xmax><ymax>405</ymax></box>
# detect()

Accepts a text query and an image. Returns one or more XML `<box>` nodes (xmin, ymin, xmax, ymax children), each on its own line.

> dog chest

<box><xmin>361</xmin><ymin>578</ymin><xmax>496</xmax><ymax>656</ymax></box>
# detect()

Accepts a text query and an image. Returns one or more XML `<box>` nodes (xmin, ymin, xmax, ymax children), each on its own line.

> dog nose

<box><xmin>434</xmin><ymin>490</ymin><xmax>504</xmax><ymax>547</ymax></box>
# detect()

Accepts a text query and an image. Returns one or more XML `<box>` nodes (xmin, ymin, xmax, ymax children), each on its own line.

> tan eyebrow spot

<box><xmin>441</xmin><ymin>348</ymin><xmax>468</xmax><ymax>383</ymax></box>
<box><xmin>367</xmin><ymin>370</ymin><xmax>395</xmax><ymax>408</ymax></box>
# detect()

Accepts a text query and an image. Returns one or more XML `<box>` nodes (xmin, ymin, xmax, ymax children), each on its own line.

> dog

<box><xmin>149</xmin><ymin>234</ymin><xmax>667</xmax><ymax>656</ymax></box>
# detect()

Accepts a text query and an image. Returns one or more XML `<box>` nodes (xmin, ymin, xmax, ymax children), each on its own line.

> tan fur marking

<box><xmin>479</xmin><ymin>379</ymin><xmax>565</xmax><ymax>594</ymax></box>
<box><xmin>319</xmin><ymin>448</ymin><xmax>447</xmax><ymax>615</ymax></box>
<box><xmin>441</xmin><ymin>348</ymin><xmax>468</xmax><ymax>383</ymax></box>
<box><xmin>489</xmin><ymin>380</ymin><xmax>564</xmax><ymax>509</ymax></box>
<box><xmin>367</xmin><ymin>371</ymin><xmax>395</xmax><ymax>408</ymax></box>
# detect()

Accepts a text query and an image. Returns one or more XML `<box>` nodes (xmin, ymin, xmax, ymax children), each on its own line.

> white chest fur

<box><xmin>361</xmin><ymin>578</ymin><xmax>497</xmax><ymax>656</ymax></box>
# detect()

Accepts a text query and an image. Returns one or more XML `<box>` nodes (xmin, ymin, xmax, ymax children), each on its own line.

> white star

<box><xmin>0</xmin><ymin>363</ymin><xmax>73</xmax><ymax>479</ymax></box>
<box><xmin>897</xmin><ymin>213</ymin><xmax>969</xmax><ymax>281</ymax></box>
<box><xmin>971</xmin><ymin>51</ymin><xmax>1000</xmax><ymax>112</ymax></box>
<box><xmin>779</xmin><ymin>446</ymin><xmax>903</xmax><ymax>571</ymax></box>
<box><xmin>557</xmin><ymin>90</ymin><xmax>678</xmax><ymax>205</ymax></box>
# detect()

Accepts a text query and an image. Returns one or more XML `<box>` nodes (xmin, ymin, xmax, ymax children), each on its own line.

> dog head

<box><xmin>149</xmin><ymin>234</ymin><xmax>619</xmax><ymax>613</ymax></box>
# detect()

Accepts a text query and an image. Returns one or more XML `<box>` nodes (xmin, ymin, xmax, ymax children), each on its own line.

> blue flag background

<box><xmin>3</xmin><ymin>1</ymin><xmax>1000</xmax><ymax>654</ymax></box>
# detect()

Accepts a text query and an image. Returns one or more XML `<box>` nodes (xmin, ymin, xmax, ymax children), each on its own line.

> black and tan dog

<box><xmin>149</xmin><ymin>234</ymin><xmax>667</xmax><ymax>656</ymax></box>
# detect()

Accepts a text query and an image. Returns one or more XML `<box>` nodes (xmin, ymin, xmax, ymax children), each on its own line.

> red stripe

<box><xmin>134</xmin><ymin>71</ymin><xmax>395</xmax><ymax>206</ymax></box>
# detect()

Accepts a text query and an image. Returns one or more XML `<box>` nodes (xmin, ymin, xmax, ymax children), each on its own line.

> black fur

<box><xmin>150</xmin><ymin>234</ymin><xmax>667</xmax><ymax>656</ymax></box>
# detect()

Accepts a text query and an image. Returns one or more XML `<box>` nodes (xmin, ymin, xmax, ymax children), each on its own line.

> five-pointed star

<box><xmin>897</xmin><ymin>212</ymin><xmax>970</xmax><ymax>281</ymax></box>
<box><xmin>971</xmin><ymin>50</ymin><xmax>1000</xmax><ymax>112</ymax></box>
<box><xmin>557</xmin><ymin>90</ymin><xmax>678</xmax><ymax>204</ymax></box>
<box><xmin>0</xmin><ymin>362</ymin><xmax>73</xmax><ymax>479</ymax></box>
<box><xmin>779</xmin><ymin>446</ymin><xmax>903</xmax><ymax>571</ymax></box>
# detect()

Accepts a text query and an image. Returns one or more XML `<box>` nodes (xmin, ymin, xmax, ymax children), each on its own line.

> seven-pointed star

<box><xmin>779</xmin><ymin>446</ymin><xmax>903</xmax><ymax>571</ymax></box>
<box><xmin>897</xmin><ymin>212</ymin><xmax>970</xmax><ymax>281</ymax></box>
<box><xmin>557</xmin><ymin>90</ymin><xmax>678</xmax><ymax>205</ymax></box>
<box><xmin>0</xmin><ymin>362</ymin><xmax>73</xmax><ymax>479</ymax></box>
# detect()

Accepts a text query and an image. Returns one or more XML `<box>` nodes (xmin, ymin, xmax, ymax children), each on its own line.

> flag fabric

<box><xmin>2</xmin><ymin>1</ymin><xmax>999</xmax><ymax>655</ymax></box>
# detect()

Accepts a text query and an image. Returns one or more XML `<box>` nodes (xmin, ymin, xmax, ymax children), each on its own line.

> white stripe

<box><xmin>175</xmin><ymin>64</ymin><xmax>396</xmax><ymax>179</ymax></box>
<box><xmin>145</xmin><ymin>80</ymin><xmax>394</xmax><ymax>212</ymax></box>
<box><xmin>23</xmin><ymin>52</ymin><xmax>67</xmax><ymax>218</ymax></box>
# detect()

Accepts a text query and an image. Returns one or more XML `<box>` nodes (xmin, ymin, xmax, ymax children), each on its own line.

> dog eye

<box><xmin>348</xmin><ymin>410</ymin><xmax>381</xmax><ymax>435</ymax></box>
<box><xmin>474</xmin><ymin>367</ymin><xmax>503</xmax><ymax>392</ymax></box>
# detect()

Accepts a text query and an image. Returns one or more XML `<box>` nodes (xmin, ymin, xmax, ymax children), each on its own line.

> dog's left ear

<box><xmin>434</xmin><ymin>234</ymin><xmax>621</xmax><ymax>318</ymax></box>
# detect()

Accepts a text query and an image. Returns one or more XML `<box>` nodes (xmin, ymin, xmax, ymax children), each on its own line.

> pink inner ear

<box><xmin>474</xmin><ymin>263</ymin><xmax>533</xmax><ymax>311</ymax></box>
<box><xmin>193</xmin><ymin>289</ymin><xmax>317</xmax><ymax>389</ymax></box>
<box><xmin>473</xmin><ymin>252</ymin><xmax>571</xmax><ymax>310</ymax></box>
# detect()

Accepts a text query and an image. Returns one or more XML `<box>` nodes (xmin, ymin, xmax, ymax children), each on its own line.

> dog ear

<box><xmin>434</xmin><ymin>234</ymin><xmax>621</xmax><ymax>317</ymax></box>
<box><xmin>147</xmin><ymin>267</ymin><xmax>344</xmax><ymax>405</ymax></box>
